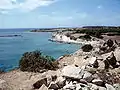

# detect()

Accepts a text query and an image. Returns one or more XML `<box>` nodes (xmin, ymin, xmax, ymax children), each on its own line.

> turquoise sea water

<box><xmin>0</xmin><ymin>29</ymin><xmax>80</xmax><ymax>71</ymax></box>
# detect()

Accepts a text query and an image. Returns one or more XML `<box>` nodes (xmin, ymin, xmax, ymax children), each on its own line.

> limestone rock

<box><xmin>82</xmin><ymin>87</ymin><xmax>90</xmax><ymax>90</ymax></box>
<box><xmin>79</xmin><ymin>79</ymin><xmax>88</xmax><ymax>85</ymax></box>
<box><xmin>105</xmin><ymin>84</ymin><xmax>115</xmax><ymax>90</ymax></box>
<box><xmin>56</xmin><ymin>76</ymin><xmax>66</xmax><ymax>88</ymax></box>
<box><xmin>62</xmin><ymin>65</ymin><xmax>84</xmax><ymax>79</ymax></box>
<box><xmin>113</xmin><ymin>83</ymin><xmax>120</xmax><ymax>90</ymax></box>
<box><xmin>48</xmin><ymin>81</ymin><xmax>59</xmax><ymax>89</ymax></box>
<box><xmin>89</xmin><ymin>57</ymin><xmax>97</xmax><ymax>65</ymax></box>
<box><xmin>99</xmin><ymin>86</ymin><xmax>106</xmax><ymax>90</ymax></box>
<box><xmin>63</xmin><ymin>84</ymin><xmax>76</xmax><ymax>90</ymax></box>
<box><xmin>76</xmin><ymin>84</ymin><xmax>82</xmax><ymax>90</ymax></box>
<box><xmin>39</xmin><ymin>84</ymin><xmax>48</xmax><ymax>90</ymax></box>
<box><xmin>92</xmin><ymin>79</ymin><xmax>104</xmax><ymax>86</ymax></box>
<box><xmin>83</xmin><ymin>71</ymin><xmax>92</xmax><ymax>80</ymax></box>
<box><xmin>114</xmin><ymin>48</ymin><xmax>120</xmax><ymax>62</ymax></box>
<box><xmin>104</xmin><ymin>52</ymin><xmax>117</xmax><ymax>69</ymax></box>
<box><xmin>89</xmin><ymin>83</ymin><xmax>99</xmax><ymax>90</ymax></box>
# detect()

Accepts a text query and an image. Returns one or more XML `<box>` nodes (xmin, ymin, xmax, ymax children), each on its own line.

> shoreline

<box><xmin>1</xmin><ymin>31</ymin><xmax>120</xmax><ymax>90</ymax></box>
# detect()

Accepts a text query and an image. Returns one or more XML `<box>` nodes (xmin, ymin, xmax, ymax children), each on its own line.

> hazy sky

<box><xmin>0</xmin><ymin>0</ymin><xmax>120</xmax><ymax>28</ymax></box>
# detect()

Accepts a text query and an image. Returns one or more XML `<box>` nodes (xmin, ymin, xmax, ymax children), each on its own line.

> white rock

<box><xmin>39</xmin><ymin>84</ymin><xmax>48</xmax><ymax>90</ymax></box>
<box><xmin>83</xmin><ymin>71</ymin><xmax>92</xmax><ymax>79</ymax></box>
<box><xmin>48</xmin><ymin>81</ymin><xmax>59</xmax><ymax>89</ymax></box>
<box><xmin>90</xmin><ymin>84</ymin><xmax>99</xmax><ymax>90</ymax></box>
<box><xmin>55</xmin><ymin>76</ymin><xmax>66</xmax><ymax>88</ymax></box>
<box><xmin>63</xmin><ymin>84</ymin><xmax>76</xmax><ymax>90</ymax></box>
<box><xmin>114</xmin><ymin>48</ymin><xmax>120</xmax><ymax>62</ymax></box>
<box><xmin>62</xmin><ymin>65</ymin><xmax>84</xmax><ymax>79</ymax></box>
<box><xmin>92</xmin><ymin>79</ymin><xmax>103</xmax><ymax>86</ymax></box>
<box><xmin>82</xmin><ymin>87</ymin><xmax>90</xmax><ymax>90</ymax></box>
<box><xmin>89</xmin><ymin>57</ymin><xmax>97</xmax><ymax>65</ymax></box>
<box><xmin>76</xmin><ymin>84</ymin><xmax>82</xmax><ymax>90</ymax></box>
<box><xmin>105</xmin><ymin>84</ymin><xmax>115</xmax><ymax>90</ymax></box>
<box><xmin>73</xmin><ymin>81</ymin><xmax>77</xmax><ymax>84</ymax></box>
<box><xmin>113</xmin><ymin>83</ymin><xmax>120</xmax><ymax>90</ymax></box>
<box><xmin>99</xmin><ymin>86</ymin><xmax>106</xmax><ymax>90</ymax></box>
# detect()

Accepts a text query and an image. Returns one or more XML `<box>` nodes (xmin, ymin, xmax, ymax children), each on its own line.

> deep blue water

<box><xmin>0</xmin><ymin>29</ymin><xmax>80</xmax><ymax>71</ymax></box>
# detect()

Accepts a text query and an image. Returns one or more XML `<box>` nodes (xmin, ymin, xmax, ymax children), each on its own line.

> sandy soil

<box><xmin>0</xmin><ymin>69</ymin><xmax>61</xmax><ymax>90</ymax></box>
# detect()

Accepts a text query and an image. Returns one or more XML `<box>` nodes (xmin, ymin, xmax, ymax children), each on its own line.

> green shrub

<box><xmin>81</xmin><ymin>44</ymin><xmax>93</xmax><ymax>52</ymax></box>
<box><xmin>19</xmin><ymin>50</ymin><xmax>59</xmax><ymax>72</ymax></box>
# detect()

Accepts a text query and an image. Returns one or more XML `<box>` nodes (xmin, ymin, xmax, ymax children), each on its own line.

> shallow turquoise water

<box><xmin>0</xmin><ymin>29</ymin><xmax>80</xmax><ymax>71</ymax></box>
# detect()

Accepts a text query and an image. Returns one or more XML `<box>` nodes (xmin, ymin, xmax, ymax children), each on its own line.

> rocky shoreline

<box><xmin>0</xmin><ymin>38</ymin><xmax>120</xmax><ymax>90</ymax></box>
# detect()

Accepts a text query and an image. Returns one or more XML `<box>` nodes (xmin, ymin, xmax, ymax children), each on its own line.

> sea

<box><xmin>0</xmin><ymin>28</ymin><xmax>81</xmax><ymax>71</ymax></box>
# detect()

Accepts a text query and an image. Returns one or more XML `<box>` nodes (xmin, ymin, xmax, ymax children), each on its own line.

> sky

<box><xmin>0</xmin><ymin>0</ymin><xmax>120</xmax><ymax>28</ymax></box>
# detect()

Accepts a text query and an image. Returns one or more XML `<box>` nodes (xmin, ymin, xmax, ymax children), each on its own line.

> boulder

<box><xmin>55</xmin><ymin>76</ymin><xmax>66</xmax><ymax>88</ymax></box>
<box><xmin>104</xmin><ymin>52</ymin><xmax>117</xmax><ymax>69</ymax></box>
<box><xmin>76</xmin><ymin>84</ymin><xmax>82</xmax><ymax>90</ymax></box>
<box><xmin>105</xmin><ymin>84</ymin><xmax>115</xmax><ymax>90</ymax></box>
<box><xmin>93</xmin><ymin>60</ymin><xmax>99</xmax><ymax>68</ymax></box>
<box><xmin>48</xmin><ymin>81</ymin><xmax>59</xmax><ymax>89</ymax></box>
<box><xmin>39</xmin><ymin>84</ymin><xmax>48</xmax><ymax>90</ymax></box>
<box><xmin>114</xmin><ymin>48</ymin><xmax>120</xmax><ymax>62</ymax></box>
<box><xmin>81</xmin><ymin>87</ymin><xmax>90</xmax><ymax>90</ymax></box>
<box><xmin>81</xmin><ymin>44</ymin><xmax>93</xmax><ymax>52</ymax></box>
<box><xmin>89</xmin><ymin>83</ymin><xmax>99</xmax><ymax>90</ymax></box>
<box><xmin>89</xmin><ymin>57</ymin><xmax>97</xmax><ymax>65</ymax></box>
<box><xmin>99</xmin><ymin>86</ymin><xmax>106</xmax><ymax>90</ymax></box>
<box><xmin>63</xmin><ymin>84</ymin><xmax>76</xmax><ymax>90</ymax></box>
<box><xmin>83</xmin><ymin>71</ymin><xmax>92</xmax><ymax>80</ymax></box>
<box><xmin>114</xmin><ymin>84</ymin><xmax>120</xmax><ymax>90</ymax></box>
<box><xmin>33</xmin><ymin>78</ymin><xmax>47</xmax><ymax>89</ymax></box>
<box><xmin>79</xmin><ymin>79</ymin><xmax>88</xmax><ymax>85</ymax></box>
<box><xmin>107</xmin><ymin>52</ymin><xmax>117</xmax><ymax>67</ymax></box>
<box><xmin>0</xmin><ymin>79</ymin><xmax>11</xmax><ymax>90</ymax></box>
<box><xmin>98</xmin><ymin>61</ymin><xmax>105</xmax><ymax>70</ymax></box>
<box><xmin>62</xmin><ymin>65</ymin><xmax>84</xmax><ymax>79</ymax></box>
<box><xmin>92</xmin><ymin>79</ymin><xmax>104</xmax><ymax>86</ymax></box>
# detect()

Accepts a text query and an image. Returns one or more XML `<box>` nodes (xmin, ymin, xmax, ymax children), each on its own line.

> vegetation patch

<box><xmin>19</xmin><ymin>50</ymin><xmax>59</xmax><ymax>72</ymax></box>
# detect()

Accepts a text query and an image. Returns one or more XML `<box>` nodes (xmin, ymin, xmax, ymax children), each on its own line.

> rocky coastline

<box><xmin>0</xmin><ymin>34</ymin><xmax>120</xmax><ymax>90</ymax></box>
